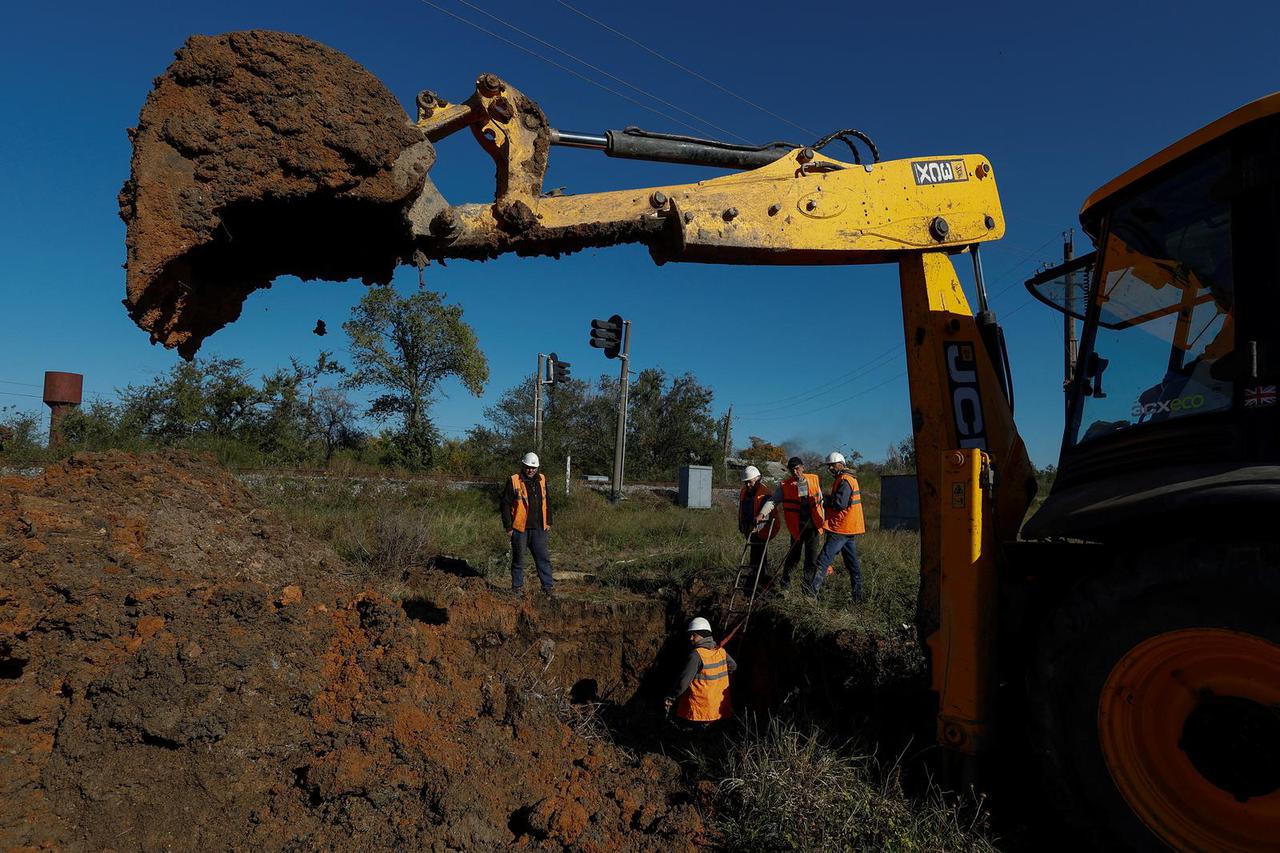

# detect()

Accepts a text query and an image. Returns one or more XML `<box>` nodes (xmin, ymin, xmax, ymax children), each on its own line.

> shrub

<box><xmin>0</xmin><ymin>409</ymin><xmax>49</xmax><ymax>467</ymax></box>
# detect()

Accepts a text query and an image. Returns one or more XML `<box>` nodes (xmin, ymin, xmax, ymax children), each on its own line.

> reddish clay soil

<box><xmin>0</xmin><ymin>452</ymin><xmax>704</xmax><ymax>850</ymax></box>
<box><xmin>119</xmin><ymin>31</ymin><xmax>432</xmax><ymax>358</ymax></box>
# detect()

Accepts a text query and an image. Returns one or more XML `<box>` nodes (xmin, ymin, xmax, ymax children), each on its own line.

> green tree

<box><xmin>115</xmin><ymin>357</ymin><xmax>260</xmax><ymax>441</ymax></box>
<box><xmin>50</xmin><ymin>354</ymin><xmax>356</xmax><ymax>467</ymax></box>
<box><xmin>313</xmin><ymin>387</ymin><xmax>361</xmax><ymax>462</ymax></box>
<box><xmin>625</xmin><ymin>369</ymin><xmax>721</xmax><ymax>481</ymax></box>
<box><xmin>258</xmin><ymin>352</ymin><xmax>347</xmax><ymax>463</ymax></box>
<box><xmin>342</xmin><ymin>287</ymin><xmax>488</xmax><ymax>470</ymax></box>
<box><xmin>884</xmin><ymin>435</ymin><xmax>915</xmax><ymax>473</ymax></box>
<box><xmin>474</xmin><ymin>367</ymin><xmax>720</xmax><ymax>482</ymax></box>
<box><xmin>478</xmin><ymin>375</ymin><xmax>614</xmax><ymax>477</ymax></box>
<box><xmin>0</xmin><ymin>407</ymin><xmax>46</xmax><ymax>464</ymax></box>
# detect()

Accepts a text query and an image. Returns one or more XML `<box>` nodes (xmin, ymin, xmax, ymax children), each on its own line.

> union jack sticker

<box><xmin>1244</xmin><ymin>385</ymin><xmax>1276</xmax><ymax>407</ymax></box>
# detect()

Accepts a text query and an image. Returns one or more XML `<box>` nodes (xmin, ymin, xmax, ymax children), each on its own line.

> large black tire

<box><xmin>1029</xmin><ymin>541</ymin><xmax>1280</xmax><ymax>851</ymax></box>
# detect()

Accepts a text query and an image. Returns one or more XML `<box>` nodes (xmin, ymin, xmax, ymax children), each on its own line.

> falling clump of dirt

<box><xmin>0</xmin><ymin>451</ymin><xmax>703</xmax><ymax>850</ymax></box>
<box><xmin>119</xmin><ymin>31</ymin><xmax>435</xmax><ymax>358</ymax></box>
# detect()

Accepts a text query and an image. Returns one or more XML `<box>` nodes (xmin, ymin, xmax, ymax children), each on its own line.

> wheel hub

<box><xmin>1099</xmin><ymin>628</ymin><xmax>1280</xmax><ymax>851</ymax></box>
<box><xmin>1180</xmin><ymin>694</ymin><xmax>1280</xmax><ymax>802</ymax></box>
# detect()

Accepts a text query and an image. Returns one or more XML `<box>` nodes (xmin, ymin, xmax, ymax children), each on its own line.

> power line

<box><xmin>736</xmin><ymin>347</ymin><xmax>898</xmax><ymax>412</ymax></box>
<box><xmin>413</xmin><ymin>0</ymin><xmax>720</xmax><ymax>139</ymax></box>
<box><xmin>1000</xmin><ymin>297</ymin><xmax>1038</xmax><ymax>322</ymax></box>
<box><xmin>556</xmin><ymin>0</ymin><xmax>819</xmax><ymax>139</ymax></box>
<box><xmin>449</xmin><ymin>0</ymin><xmax>750</xmax><ymax>143</ymax></box>
<box><xmin>735</xmin><ymin>347</ymin><xmax>900</xmax><ymax>415</ymax></box>
<box><xmin>0</xmin><ymin>379</ymin><xmax>41</xmax><ymax>388</ymax></box>
<box><xmin>986</xmin><ymin>230</ymin><xmax>1066</xmax><ymax>305</ymax></box>
<box><xmin>736</xmin><ymin>365</ymin><xmax>907</xmax><ymax>423</ymax></box>
<box><xmin>733</xmin><ymin>231</ymin><xmax>1064</xmax><ymax>416</ymax></box>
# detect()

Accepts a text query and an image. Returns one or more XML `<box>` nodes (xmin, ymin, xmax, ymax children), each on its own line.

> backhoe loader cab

<box><xmin>1026</xmin><ymin>93</ymin><xmax>1280</xmax><ymax>541</ymax></box>
<box><xmin>1021</xmin><ymin>94</ymin><xmax>1280</xmax><ymax>851</ymax></box>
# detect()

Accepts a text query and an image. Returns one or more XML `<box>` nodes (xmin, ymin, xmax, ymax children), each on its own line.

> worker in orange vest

<box><xmin>756</xmin><ymin>456</ymin><xmax>824</xmax><ymax>592</ymax></box>
<box><xmin>663</xmin><ymin>617</ymin><xmax>736</xmax><ymax>726</ymax></box>
<box><xmin>501</xmin><ymin>452</ymin><xmax>554</xmax><ymax>598</ymax></box>
<box><xmin>811</xmin><ymin>452</ymin><xmax>865</xmax><ymax>603</ymax></box>
<box><xmin>738</xmin><ymin>465</ymin><xmax>779</xmax><ymax>580</ymax></box>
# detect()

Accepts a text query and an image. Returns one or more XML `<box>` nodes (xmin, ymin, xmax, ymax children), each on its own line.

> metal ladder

<box><xmin>725</xmin><ymin>530</ymin><xmax>771</xmax><ymax>638</ymax></box>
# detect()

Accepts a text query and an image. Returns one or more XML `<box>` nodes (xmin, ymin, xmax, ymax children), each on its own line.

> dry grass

<box><xmin>253</xmin><ymin>473</ymin><xmax>924</xmax><ymax>642</ymax></box>
<box><xmin>767</xmin><ymin>528</ymin><xmax>923</xmax><ymax>639</ymax></box>
<box><xmin>699</xmin><ymin>717</ymin><xmax>996</xmax><ymax>852</ymax></box>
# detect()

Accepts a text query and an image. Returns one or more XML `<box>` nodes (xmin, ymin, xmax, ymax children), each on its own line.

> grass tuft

<box><xmin>706</xmin><ymin>717</ymin><xmax>995</xmax><ymax>852</ymax></box>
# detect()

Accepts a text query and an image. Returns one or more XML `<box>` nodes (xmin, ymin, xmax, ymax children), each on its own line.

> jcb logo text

<box><xmin>912</xmin><ymin>160</ymin><xmax>969</xmax><ymax>185</ymax></box>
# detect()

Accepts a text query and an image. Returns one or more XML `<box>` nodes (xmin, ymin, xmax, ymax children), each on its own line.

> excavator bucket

<box><xmin>119</xmin><ymin>30</ymin><xmax>443</xmax><ymax>357</ymax></box>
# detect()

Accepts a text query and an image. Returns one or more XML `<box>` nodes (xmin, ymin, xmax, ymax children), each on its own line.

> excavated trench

<box><xmin>410</xmin><ymin>569</ymin><xmax>934</xmax><ymax>778</ymax></box>
<box><xmin>723</xmin><ymin>607</ymin><xmax>930</xmax><ymax>745</ymax></box>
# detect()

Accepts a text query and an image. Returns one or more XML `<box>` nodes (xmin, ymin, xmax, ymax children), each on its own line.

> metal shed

<box><xmin>678</xmin><ymin>465</ymin><xmax>713</xmax><ymax>509</ymax></box>
<box><xmin>879</xmin><ymin>474</ymin><xmax>920</xmax><ymax>531</ymax></box>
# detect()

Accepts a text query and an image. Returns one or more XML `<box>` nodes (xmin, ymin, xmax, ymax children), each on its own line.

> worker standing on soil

<box><xmin>664</xmin><ymin>617</ymin><xmax>736</xmax><ymax>726</ymax></box>
<box><xmin>756</xmin><ymin>456</ymin><xmax>824</xmax><ymax>592</ymax></box>
<box><xmin>501</xmin><ymin>452</ymin><xmax>554</xmax><ymax>598</ymax></box>
<box><xmin>738</xmin><ymin>466</ymin><xmax>779</xmax><ymax>581</ymax></box>
<box><xmin>811</xmin><ymin>452</ymin><xmax>865</xmax><ymax>603</ymax></box>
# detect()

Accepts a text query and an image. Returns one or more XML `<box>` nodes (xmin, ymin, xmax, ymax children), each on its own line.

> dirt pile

<box><xmin>0</xmin><ymin>451</ymin><xmax>703</xmax><ymax>850</ymax></box>
<box><xmin>120</xmin><ymin>31</ymin><xmax>435</xmax><ymax>357</ymax></box>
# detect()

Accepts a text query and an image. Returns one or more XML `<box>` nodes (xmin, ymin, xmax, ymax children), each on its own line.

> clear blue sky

<box><xmin>1</xmin><ymin>0</ymin><xmax>1274</xmax><ymax>467</ymax></box>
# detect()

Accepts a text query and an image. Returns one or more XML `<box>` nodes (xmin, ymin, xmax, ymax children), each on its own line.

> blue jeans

<box><xmin>511</xmin><ymin>527</ymin><xmax>553</xmax><ymax>591</ymax></box>
<box><xmin>810</xmin><ymin>533</ymin><xmax>863</xmax><ymax>600</ymax></box>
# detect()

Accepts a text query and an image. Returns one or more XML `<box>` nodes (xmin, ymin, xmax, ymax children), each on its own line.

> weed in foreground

<box><xmin>702</xmin><ymin>717</ymin><xmax>995</xmax><ymax>852</ymax></box>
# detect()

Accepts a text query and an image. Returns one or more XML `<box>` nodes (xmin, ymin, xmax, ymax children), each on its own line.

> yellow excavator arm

<box><xmin>411</xmin><ymin>75</ymin><xmax>1007</xmax><ymax>265</ymax></box>
<box><xmin>411</xmin><ymin>73</ymin><xmax>1037</xmax><ymax>758</ymax></box>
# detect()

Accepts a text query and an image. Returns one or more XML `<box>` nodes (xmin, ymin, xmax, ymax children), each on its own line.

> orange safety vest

<box><xmin>676</xmin><ymin>646</ymin><xmax>733</xmax><ymax>722</ymax></box>
<box><xmin>824</xmin><ymin>471</ymin><xmax>865</xmax><ymax>535</ymax></box>
<box><xmin>508</xmin><ymin>473</ymin><xmax>549</xmax><ymax>532</ymax></box>
<box><xmin>739</xmin><ymin>481</ymin><xmax>780</xmax><ymax>542</ymax></box>
<box><xmin>780</xmin><ymin>473</ymin><xmax>825</xmax><ymax>538</ymax></box>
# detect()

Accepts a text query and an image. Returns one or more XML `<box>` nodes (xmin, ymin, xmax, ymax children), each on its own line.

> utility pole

<box><xmin>720</xmin><ymin>403</ymin><xmax>733</xmax><ymax>485</ymax></box>
<box><xmin>1063</xmin><ymin>229</ymin><xmax>1078</xmax><ymax>415</ymax></box>
<box><xmin>611</xmin><ymin>320</ymin><xmax>632</xmax><ymax>503</ymax></box>
<box><xmin>533</xmin><ymin>352</ymin><xmax>544</xmax><ymax>454</ymax></box>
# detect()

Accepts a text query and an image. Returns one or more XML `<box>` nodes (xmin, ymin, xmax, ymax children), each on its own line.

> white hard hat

<box><xmin>825</xmin><ymin>452</ymin><xmax>845</xmax><ymax>465</ymax></box>
<box><xmin>521</xmin><ymin>452</ymin><xmax>540</xmax><ymax>468</ymax></box>
<box><xmin>741</xmin><ymin>465</ymin><xmax>761</xmax><ymax>482</ymax></box>
<box><xmin>687</xmin><ymin>616</ymin><xmax>712</xmax><ymax>633</ymax></box>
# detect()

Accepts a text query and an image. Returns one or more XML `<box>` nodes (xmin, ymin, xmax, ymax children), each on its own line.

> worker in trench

<box><xmin>663</xmin><ymin>617</ymin><xmax>736</xmax><ymax>729</ymax></box>
<box><xmin>809</xmin><ymin>452</ymin><xmax>865</xmax><ymax>604</ymax></box>
<box><xmin>501</xmin><ymin>452</ymin><xmax>555</xmax><ymax>599</ymax></box>
<box><xmin>755</xmin><ymin>456</ymin><xmax>825</xmax><ymax>593</ymax></box>
<box><xmin>737</xmin><ymin>465</ymin><xmax>779</xmax><ymax>583</ymax></box>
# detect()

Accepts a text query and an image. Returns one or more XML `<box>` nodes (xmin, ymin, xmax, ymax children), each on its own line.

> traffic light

<box><xmin>548</xmin><ymin>352</ymin><xmax>571</xmax><ymax>383</ymax></box>
<box><xmin>590</xmin><ymin>314</ymin><xmax>624</xmax><ymax>359</ymax></box>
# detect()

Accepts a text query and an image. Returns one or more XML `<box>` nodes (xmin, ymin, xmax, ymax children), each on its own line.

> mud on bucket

<box><xmin>119</xmin><ymin>30</ymin><xmax>440</xmax><ymax>358</ymax></box>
